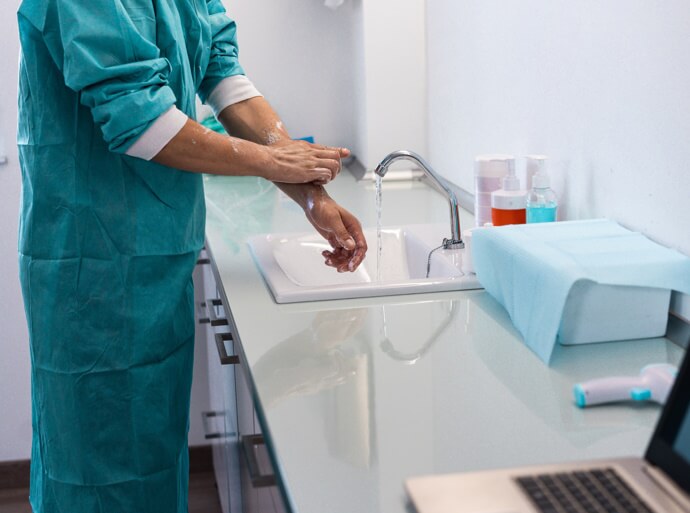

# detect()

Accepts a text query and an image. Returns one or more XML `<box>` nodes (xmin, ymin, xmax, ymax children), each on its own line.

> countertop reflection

<box><xmin>203</xmin><ymin>171</ymin><xmax>685</xmax><ymax>513</ymax></box>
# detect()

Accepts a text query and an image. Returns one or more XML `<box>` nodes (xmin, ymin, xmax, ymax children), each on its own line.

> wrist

<box><xmin>239</xmin><ymin>142</ymin><xmax>274</xmax><ymax>180</ymax></box>
<box><xmin>277</xmin><ymin>182</ymin><xmax>330</xmax><ymax>210</ymax></box>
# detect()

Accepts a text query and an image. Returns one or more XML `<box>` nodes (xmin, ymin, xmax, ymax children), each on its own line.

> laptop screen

<box><xmin>645</xmin><ymin>346</ymin><xmax>690</xmax><ymax>495</ymax></box>
<box><xmin>674</xmin><ymin>403</ymin><xmax>690</xmax><ymax>464</ymax></box>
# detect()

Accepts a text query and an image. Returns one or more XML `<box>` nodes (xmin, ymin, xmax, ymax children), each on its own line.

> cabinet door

<box><xmin>234</xmin><ymin>344</ymin><xmax>289</xmax><ymax>513</ymax></box>
<box><xmin>235</xmin><ymin>350</ymin><xmax>259</xmax><ymax>513</ymax></box>
<box><xmin>197</xmin><ymin>261</ymin><xmax>230</xmax><ymax>513</ymax></box>
<box><xmin>216</xmin><ymin>328</ymin><xmax>242</xmax><ymax>513</ymax></box>
<box><xmin>202</xmin><ymin>247</ymin><xmax>288</xmax><ymax>513</ymax></box>
<box><xmin>197</xmin><ymin>256</ymin><xmax>243</xmax><ymax>513</ymax></box>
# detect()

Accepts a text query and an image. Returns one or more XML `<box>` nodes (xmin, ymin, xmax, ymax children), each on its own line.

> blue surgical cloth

<box><xmin>472</xmin><ymin>220</ymin><xmax>690</xmax><ymax>363</ymax></box>
<box><xmin>17</xmin><ymin>0</ymin><xmax>246</xmax><ymax>511</ymax></box>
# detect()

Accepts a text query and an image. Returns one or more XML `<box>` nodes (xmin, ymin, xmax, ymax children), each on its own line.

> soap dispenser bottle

<box><xmin>491</xmin><ymin>160</ymin><xmax>527</xmax><ymax>226</ymax></box>
<box><xmin>526</xmin><ymin>158</ymin><xmax>558</xmax><ymax>223</ymax></box>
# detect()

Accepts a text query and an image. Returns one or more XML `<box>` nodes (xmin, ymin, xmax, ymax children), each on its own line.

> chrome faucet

<box><xmin>374</xmin><ymin>150</ymin><xmax>464</xmax><ymax>249</ymax></box>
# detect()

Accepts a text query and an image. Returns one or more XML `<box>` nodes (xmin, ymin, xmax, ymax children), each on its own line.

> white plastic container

<box><xmin>557</xmin><ymin>282</ymin><xmax>671</xmax><ymax>345</ymax></box>
<box><xmin>474</xmin><ymin>155</ymin><xmax>513</xmax><ymax>227</ymax></box>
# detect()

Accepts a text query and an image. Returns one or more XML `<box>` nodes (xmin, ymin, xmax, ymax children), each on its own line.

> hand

<box><xmin>311</xmin><ymin>309</ymin><xmax>368</xmax><ymax>344</ymax></box>
<box><xmin>304</xmin><ymin>192</ymin><xmax>367</xmax><ymax>272</ymax></box>
<box><xmin>262</xmin><ymin>140</ymin><xmax>350</xmax><ymax>185</ymax></box>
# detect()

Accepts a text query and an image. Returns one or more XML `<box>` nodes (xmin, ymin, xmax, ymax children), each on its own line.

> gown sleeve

<box><xmin>21</xmin><ymin>0</ymin><xmax>180</xmax><ymax>154</ymax></box>
<box><xmin>197</xmin><ymin>0</ymin><xmax>250</xmax><ymax>104</ymax></box>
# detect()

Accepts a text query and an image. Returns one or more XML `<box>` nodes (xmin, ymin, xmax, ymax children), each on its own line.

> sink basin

<box><xmin>248</xmin><ymin>224</ymin><xmax>482</xmax><ymax>303</ymax></box>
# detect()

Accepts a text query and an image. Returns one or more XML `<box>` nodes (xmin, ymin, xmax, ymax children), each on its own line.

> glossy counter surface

<box><xmin>203</xmin><ymin>171</ymin><xmax>684</xmax><ymax>513</ymax></box>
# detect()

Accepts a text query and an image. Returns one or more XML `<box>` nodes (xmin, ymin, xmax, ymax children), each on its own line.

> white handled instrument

<box><xmin>573</xmin><ymin>363</ymin><xmax>678</xmax><ymax>408</ymax></box>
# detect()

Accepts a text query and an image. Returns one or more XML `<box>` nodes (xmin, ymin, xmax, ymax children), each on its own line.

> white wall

<box><xmin>0</xmin><ymin>0</ymin><xmax>32</xmax><ymax>461</ymax></box>
<box><xmin>227</xmin><ymin>0</ymin><xmax>358</xmax><ymax>150</ymax></box>
<box><xmin>356</xmin><ymin>0</ymin><xmax>427</xmax><ymax>169</ymax></box>
<box><xmin>227</xmin><ymin>0</ymin><xmax>427</xmax><ymax>171</ymax></box>
<box><xmin>427</xmin><ymin>0</ymin><xmax>690</xmax><ymax>319</ymax></box>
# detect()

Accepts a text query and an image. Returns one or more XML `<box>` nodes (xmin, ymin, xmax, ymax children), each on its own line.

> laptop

<box><xmin>405</xmin><ymin>348</ymin><xmax>690</xmax><ymax>513</ymax></box>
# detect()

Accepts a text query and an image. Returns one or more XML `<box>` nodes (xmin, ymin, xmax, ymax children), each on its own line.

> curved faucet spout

<box><xmin>375</xmin><ymin>150</ymin><xmax>464</xmax><ymax>249</ymax></box>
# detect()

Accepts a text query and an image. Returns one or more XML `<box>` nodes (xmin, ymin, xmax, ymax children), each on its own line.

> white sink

<box><xmin>248</xmin><ymin>224</ymin><xmax>482</xmax><ymax>303</ymax></box>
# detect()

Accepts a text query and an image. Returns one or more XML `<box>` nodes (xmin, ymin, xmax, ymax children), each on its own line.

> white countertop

<box><xmin>203</xmin><ymin>170</ymin><xmax>684</xmax><ymax>513</ymax></box>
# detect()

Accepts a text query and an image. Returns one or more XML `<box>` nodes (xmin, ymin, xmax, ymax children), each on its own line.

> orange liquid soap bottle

<box><xmin>491</xmin><ymin>159</ymin><xmax>527</xmax><ymax>226</ymax></box>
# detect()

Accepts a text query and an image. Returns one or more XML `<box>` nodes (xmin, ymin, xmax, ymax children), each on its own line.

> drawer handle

<box><xmin>201</xmin><ymin>411</ymin><xmax>225</xmax><ymax>440</ymax></box>
<box><xmin>197</xmin><ymin>301</ymin><xmax>210</xmax><ymax>325</ymax></box>
<box><xmin>215</xmin><ymin>332</ymin><xmax>239</xmax><ymax>366</ymax></box>
<box><xmin>197</xmin><ymin>247</ymin><xmax>210</xmax><ymax>265</ymax></box>
<box><xmin>205</xmin><ymin>298</ymin><xmax>229</xmax><ymax>327</ymax></box>
<box><xmin>241</xmin><ymin>435</ymin><xmax>276</xmax><ymax>488</ymax></box>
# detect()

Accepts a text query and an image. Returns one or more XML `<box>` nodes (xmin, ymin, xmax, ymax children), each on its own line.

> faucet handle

<box><xmin>442</xmin><ymin>238</ymin><xmax>465</xmax><ymax>250</ymax></box>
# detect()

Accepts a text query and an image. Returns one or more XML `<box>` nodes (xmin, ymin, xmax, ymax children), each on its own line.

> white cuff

<box><xmin>125</xmin><ymin>107</ymin><xmax>189</xmax><ymax>161</ymax></box>
<box><xmin>206</xmin><ymin>75</ymin><xmax>263</xmax><ymax>117</ymax></box>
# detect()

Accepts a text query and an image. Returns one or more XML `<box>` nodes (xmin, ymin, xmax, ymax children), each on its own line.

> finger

<box><xmin>322</xmin><ymin>147</ymin><xmax>348</xmax><ymax>174</ymax></box>
<box><xmin>344</xmin><ymin>224</ymin><xmax>367</xmax><ymax>271</ymax></box>
<box><xmin>311</xmin><ymin>168</ymin><xmax>333</xmax><ymax>183</ymax></box>
<box><xmin>323</xmin><ymin>247</ymin><xmax>347</xmax><ymax>257</ymax></box>
<box><xmin>323</xmin><ymin>254</ymin><xmax>346</xmax><ymax>269</ymax></box>
<box><xmin>352</xmin><ymin>229</ymin><xmax>367</xmax><ymax>252</ymax></box>
<box><xmin>311</xmin><ymin>146</ymin><xmax>348</xmax><ymax>170</ymax></box>
<box><xmin>313</xmin><ymin>148</ymin><xmax>341</xmax><ymax>161</ymax></box>
<box><xmin>347</xmin><ymin>247</ymin><xmax>366</xmax><ymax>271</ymax></box>
<box><xmin>332</xmin><ymin>255</ymin><xmax>351</xmax><ymax>272</ymax></box>
<box><xmin>332</xmin><ymin>225</ymin><xmax>356</xmax><ymax>251</ymax></box>
<box><xmin>309</xmin><ymin>143</ymin><xmax>341</xmax><ymax>153</ymax></box>
<box><xmin>324</xmin><ymin>235</ymin><xmax>338</xmax><ymax>250</ymax></box>
<box><xmin>323</xmin><ymin>247</ymin><xmax>348</xmax><ymax>258</ymax></box>
<box><xmin>344</xmin><ymin>214</ymin><xmax>367</xmax><ymax>250</ymax></box>
<box><xmin>322</xmin><ymin>248</ymin><xmax>352</xmax><ymax>267</ymax></box>
<box><xmin>314</xmin><ymin>158</ymin><xmax>339</xmax><ymax>179</ymax></box>
<box><xmin>327</xmin><ymin>250</ymin><xmax>357</xmax><ymax>273</ymax></box>
<box><xmin>339</xmin><ymin>239</ymin><xmax>356</xmax><ymax>252</ymax></box>
<box><xmin>321</xmin><ymin>145</ymin><xmax>349</xmax><ymax>159</ymax></box>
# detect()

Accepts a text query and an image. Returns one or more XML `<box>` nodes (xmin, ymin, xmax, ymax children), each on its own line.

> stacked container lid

<box><xmin>473</xmin><ymin>155</ymin><xmax>514</xmax><ymax>227</ymax></box>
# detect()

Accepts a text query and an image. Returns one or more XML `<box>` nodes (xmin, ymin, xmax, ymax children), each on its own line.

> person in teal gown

<box><xmin>16</xmin><ymin>1</ymin><xmax>367</xmax><ymax>511</ymax></box>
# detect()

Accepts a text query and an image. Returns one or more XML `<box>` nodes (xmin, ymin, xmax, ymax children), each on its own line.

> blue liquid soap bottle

<box><xmin>526</xmin><ymin>157</ymin><xmax>558</xmax><ymax>223</ymax></box>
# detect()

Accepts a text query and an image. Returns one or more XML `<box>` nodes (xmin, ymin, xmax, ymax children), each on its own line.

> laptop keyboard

<box><xmin>515</xmin><ymin>468</ymin><xmax>655</xmax><ymax>513</ymax></box>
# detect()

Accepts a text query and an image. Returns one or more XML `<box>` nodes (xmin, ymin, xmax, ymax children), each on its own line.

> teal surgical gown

<box><xmin>17</xmin><ymin>1</ymin><xmax>245</xmax><ymax>511</ymax></box>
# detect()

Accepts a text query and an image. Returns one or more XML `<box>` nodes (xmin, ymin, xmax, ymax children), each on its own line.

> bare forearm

<box><xmin>275</xmin><ymin>182</ymin><xmax>329</xmax><ymax>210</ymax></box>
<box><xmin>153</xmin><ymin>117</ymin><xmax>271</xmax><ymax>177</ymax></box>
<box><xmin>152</xmin><ymin>113</ymin><xmax>338</xmax><ymax>184</ymax></box>
<box><xmin>216</xmin><ymin>96</ymin><xmax>290</xmax><ymax>146</ymax></box>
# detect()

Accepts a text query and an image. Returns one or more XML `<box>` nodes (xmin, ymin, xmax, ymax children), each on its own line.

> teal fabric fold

<box><xmin>472</xmin><ymin>219</ymin><xmax>690</xmax><ymax>363</ymax></box>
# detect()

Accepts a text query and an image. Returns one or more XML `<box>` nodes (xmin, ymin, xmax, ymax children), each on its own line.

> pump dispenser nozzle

<box><xmin>491</xmin><ymin>159</ymin><xmax>527</xmax><ymax>226</ymax></box>
<box><xmin>502</xmin><ymin>160</ymin><xmax>520</xmax><ymax>190</ymax></box>
<box><xmin>525</xmin><ymin>154</ymin><xmax>547</xmax><ymax>190</ymax></box>
<box><xmin>526</xmin><ymin>156</ymin><xmax>558</xmax><ymax>223</ymax></box>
